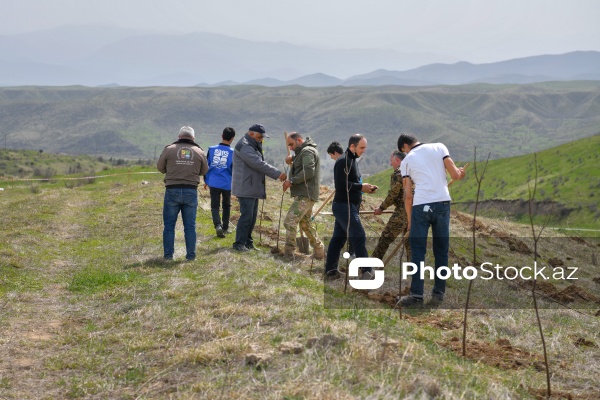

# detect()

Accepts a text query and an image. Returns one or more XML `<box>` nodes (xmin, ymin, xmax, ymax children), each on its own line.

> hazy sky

<box><xmin>2</xmin><ymin>0</ymin><xmax>599</xmax><ymax>63</ymax></box>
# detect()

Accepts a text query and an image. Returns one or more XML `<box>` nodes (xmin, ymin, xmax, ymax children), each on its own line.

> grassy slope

<box><xmin>369</xmin><ymin>134</ymin><xmax>600</xmax><ymax>230</ymax></box>
<box><xmin>1</xmin><ymin>82</ymin><xmax>600</xmax><ymax>180</ymax></box>
<box><xmin>1</xmin><ymin>165</ymin><xmax>599</xmax><ymax>399</ymax></box>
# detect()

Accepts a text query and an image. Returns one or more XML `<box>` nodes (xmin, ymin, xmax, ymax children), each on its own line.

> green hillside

<box><xmin>1</xmin><ymin>164</ymin><xmax>599</xmax><ymax>399</ymax></box>
<box><xmin>1</xmin><ymin>82</ymin><xmax>600</xmax><ymax>181</ymax></box>
<box><xmin>369</xmin><ymin>134</ymin><xmax>600</xmax><ymax>230</ymax></box>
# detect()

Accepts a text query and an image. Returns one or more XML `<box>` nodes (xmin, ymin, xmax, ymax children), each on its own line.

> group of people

<box><xmin>157</xmin><ymin>124</ymin><xmax>466</xmax><ymax>306</ymax></box>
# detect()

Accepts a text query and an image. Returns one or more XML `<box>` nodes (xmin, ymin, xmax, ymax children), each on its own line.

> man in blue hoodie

<box><xmin>204</xmin><ymin>127</ymin><xmax>235</xmax><ymax>238</ymax></box>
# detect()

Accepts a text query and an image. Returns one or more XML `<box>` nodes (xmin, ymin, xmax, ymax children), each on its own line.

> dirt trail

<box><xmin>0</xmin><ymin>194</ymin><xmax>91</xmax><ymax>399</ymax></box>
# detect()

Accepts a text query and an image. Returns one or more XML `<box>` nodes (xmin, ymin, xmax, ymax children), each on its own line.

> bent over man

<box><xmin>282</xmin><ymin>132</ymin><xmax>325</xmax><ymax>260</ymax></box>
<box><xmin>397</xmin><ymin>133</ymin><xmax>466</xmax><ymax>306</ymax></box>
<box><xmin>157</xmin><ymin>126</ymin><xmax>208</xmax><ymax>261</ymax></box>
<box><xmin>371</xmin><ymin>150</ymin><xmax>411</xmax><ymax>262</ymax></box>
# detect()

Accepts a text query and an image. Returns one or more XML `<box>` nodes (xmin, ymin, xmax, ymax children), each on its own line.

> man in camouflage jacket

<box><xmin>372</xmin><ymin>150</ymin><xmax>411</xmax><ymax>261</ymax></box>
<box><xmin>282</xmin><ymin>132</ymin><xmax>325</xmax><ymax>260</ymax></box>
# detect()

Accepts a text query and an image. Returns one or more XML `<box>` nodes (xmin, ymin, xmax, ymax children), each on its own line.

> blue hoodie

<box><xmin>204</xmin><ymin>143</ymin><xmax>234</xmax><ymax>190</ymax></box>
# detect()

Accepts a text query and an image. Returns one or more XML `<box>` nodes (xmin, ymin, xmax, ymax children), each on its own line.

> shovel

<box><xmin>296</xmin><ymin>229</ymin><xmax>310</xmax><ymax>254</ymax></box>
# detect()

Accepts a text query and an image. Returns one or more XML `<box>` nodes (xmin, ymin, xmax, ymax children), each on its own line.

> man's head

<box><xmin>348</xmin><ymin>134</ymin><xmax>367</xmax><ymax>157</ymax></box>
<box><xmin>286</xmin><ymin>132</ymin><xmax>304</xmax><ymax>152</ymax></box>
<box><xmin>248</xmin><ymin>123</ymin><xmax>269</xmax><ymax>142</ymax></box>
<box><xmin>327</xmin><ymin>141</ymin><xmax>343</xmax><ymax>160</ymax></box>
<box><xmin>397</xmin><ymin>133</ymin><xmax>417</xmax><ymax>153</ymax></box>
<box><xmin>179</xmin><ymin>126</ymin><xmax>195</xmax><ymax>140</ymax></box>
<box><xmin>222</xmin><ymin>127</ymin><xmax>236</xmax><ymax>143</ymax></box>
<box><xmin>390</xmin><ymin>150</ymin><xmax>405</xmax><ymax>169</ymax></box>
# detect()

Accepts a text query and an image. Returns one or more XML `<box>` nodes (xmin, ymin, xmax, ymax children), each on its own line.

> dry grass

<box><xmin>0</xmin><ymin>172</ymin><xmax>599</xmax><ymax>399</ymax></box>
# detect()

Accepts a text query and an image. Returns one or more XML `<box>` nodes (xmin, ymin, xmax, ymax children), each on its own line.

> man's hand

<box><xmin>285</xmin><ymin>155</ymin><xmax>293</xmax><ymax>165</ymax></box>
<box><xmin>278</xmin><ymin>172</ymin><xmax>287</xmax><ymax>181</ymax></box>
<box><xmin>203</xmin><ymin>183</ymin><xmax>208</xmax><ymax>190</ymax></box>
<box><xmin>282</xmin><ymin>180</ymin><xmax>292</xmax><ymax>191</ymax></box>
<box><xmin>373</xmin><ymin>206</ymin><xmax>383</xmax><ymax>215</ymax></box>
<box><xmin>362</xmin><ymin>183</ymin><xmax>378</xmax><ymax>194</ymax></box>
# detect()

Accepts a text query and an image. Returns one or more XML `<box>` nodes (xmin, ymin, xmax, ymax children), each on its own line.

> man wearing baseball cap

<box><xmin>231</xmin><ymin>124</ymin><xmax>286</xmax><ymax>252</ymax></box>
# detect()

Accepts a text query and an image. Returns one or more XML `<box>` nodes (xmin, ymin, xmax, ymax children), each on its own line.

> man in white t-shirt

<box><xmin>397</xmin><ymin>133</ymin><xmax>466</xmax><ymax>306</ymax></box>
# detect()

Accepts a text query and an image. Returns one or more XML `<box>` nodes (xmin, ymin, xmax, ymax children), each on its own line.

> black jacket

<box><xmin>332</xmin><ymin>149</ymin><xmax>363</xmax><ymax>205</ymax></box>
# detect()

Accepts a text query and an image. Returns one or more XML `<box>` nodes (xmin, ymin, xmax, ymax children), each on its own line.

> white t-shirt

<box><xmin>400</xmin><ymin>143</ymin><xmax>451</xmax><ymax>206</ymax></box>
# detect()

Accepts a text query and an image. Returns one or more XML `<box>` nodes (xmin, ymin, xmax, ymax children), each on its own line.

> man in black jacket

<box><xmin>324</xmin><ymin>134</ymin><xmax>378</xmax><ymax>280</ymax></box>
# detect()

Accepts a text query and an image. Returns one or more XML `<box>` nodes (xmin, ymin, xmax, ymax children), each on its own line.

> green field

<box><xmin>369</xmin><ymin>134</ymin><xmax>600</xmax><ymax>231</ymax></box>
<box><xmin>1</xmin><ymin>152</ymin><xmax>599</xmax><ymax>398</ymax></box>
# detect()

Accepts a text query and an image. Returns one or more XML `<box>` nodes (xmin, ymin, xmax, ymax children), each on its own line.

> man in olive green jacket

<box><xmin>282</xmin><ymin>133</ymin><xmax>324</xmax><ymax>260</ymax></box>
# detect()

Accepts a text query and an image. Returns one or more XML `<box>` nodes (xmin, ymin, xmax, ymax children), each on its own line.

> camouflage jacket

<box><xmin>380</xmin><ymin>167</ymin><xmax>405</xmax><ymax>211</ymax></box>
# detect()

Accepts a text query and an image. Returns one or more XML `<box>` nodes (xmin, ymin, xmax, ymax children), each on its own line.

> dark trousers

<box><xmin>234</xmin><ymin>197</ymin><xmax>259</xmax><ymax>248</ymax></box>
<box><xmin>325</xmin><ymin>201</ymin><xmax>371</xmax><ymax>274</ymax></box>
<box><xmin>209</xmin><ymin>187</ymin><xmax>231</xmax><ymax>230</ymax></box>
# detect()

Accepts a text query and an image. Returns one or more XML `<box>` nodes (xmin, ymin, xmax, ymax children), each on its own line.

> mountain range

<box><xmin>1</xmin><ymin>25</ymin><xmax>599</xmax><ymax>87</ymax></box>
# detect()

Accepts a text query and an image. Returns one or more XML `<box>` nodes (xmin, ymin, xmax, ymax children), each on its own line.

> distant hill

<box><xmin>344</xmin><ymin>51</ymin><xmax>600</xmax><ymax>86</ymax></box>
<box><xmin>1</xmin><ymin>83</ymin><xmax>599</xmax><ymax>181</ymax></box>
<box><xmin>369</xmin><ymin>135</ymin><xmax>600</xmax><ymax>230</ymax></box>
<box><xmin>0</xmin><ymin>25</ymin><xmax>456</xmax><ymax>87</ymax></box>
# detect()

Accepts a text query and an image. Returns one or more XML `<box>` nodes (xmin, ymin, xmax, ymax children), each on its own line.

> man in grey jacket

<box><xmin>231</xmin><ymin>124</ymin><xmax>287</xmax><ymax>252</ymax></box>
<box><xmin>157</xmin><ymin>126</ymin><xmax>208</xmax><ymax>261</ymax></box>
<box><xmin>282</xmin><ymin>132</ymin><xmax>324</xmax><ymax>260</ymax></box>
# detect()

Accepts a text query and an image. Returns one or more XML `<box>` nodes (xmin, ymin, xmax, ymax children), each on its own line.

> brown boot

<box><xmin>313</xmin><ymin>245</ymin><xmax>325</xmax><ymax>260</ymax></box>
<box><xmin>283</xmin><ymin>245</ymin><xmax>295</xmax><ymax>260</ymax></box>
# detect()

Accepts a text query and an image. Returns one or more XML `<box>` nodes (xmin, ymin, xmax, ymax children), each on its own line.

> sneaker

<box><xmin>233</xmin><ymin>244</ymin><xmax>249</xmax><ymax>252</ymax></box>
<box><xmin>324</xmin><ymin>270</ymin><xmax>342</xmax><ymax>281</ymax></box>
<box><xmin>216</xmin><ymin>225</ymin><xmax>225</xmax><ymax>238</ymax></box>
<box><xmin>396</xmin><ymin>295</ymin><xmax>424</xmax><ymax>307</ymax></box>
<box><xmin>246</xmin><ymin>243</ymin><xmax>260</xmax><ymax>251</ymax></box>
<box><xmin>223</xmin><ymin>228</ymin><xmax>231</xmax><ymax>234</ymax></box>
<box><xmin>361</xmin><ymin>270</ymin><xmax>375</xmax><ymax>280</ymax></box>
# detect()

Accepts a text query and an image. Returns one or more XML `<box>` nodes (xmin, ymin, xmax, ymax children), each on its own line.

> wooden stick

<box><xmin>311</xmin><ymin>190</ymin><xmax>336</xmax><ymax>219</ymax></box>
<box><xmin>319</xmin><ymin>209</ymin><xmax>394</xmax><ymax>216</ymax></box>
<box><xmin>383</xmin><ymin>231</ymin><xmax>410</xmax><ymax>266</ymax></box>
<box><xmin>284</xmin><ymin>131</ymin><xmax>290</xmax><ymax>157</ymax></box>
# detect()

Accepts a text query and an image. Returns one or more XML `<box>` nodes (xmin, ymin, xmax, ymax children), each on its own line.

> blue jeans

<box><xmin>408</xmin><ymin>201</ymin><xmax>450</xmax><ymax>298</ymax></box>
<box><xmin>234</xmin><ymin>197</ymin><xmax>259</xmax><ymax>248</ymax></box>
<box><xmin>163</xmin><ymin>187</ymin><xmax>198</xmax><ymax>260</ymax></box>
<box><xmin>325</xmin><ymin>201</ymin><xmax>370</xmax><ymax>273</ymax></box>
<box><xmin>209</xmin><ymin>187</ymin><xmax>231</xmax><ymax>230</ymax></box>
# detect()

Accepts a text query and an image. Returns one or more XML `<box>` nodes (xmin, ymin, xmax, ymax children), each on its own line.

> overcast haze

<box><xmin>2</xmin><ymin>0</ymin><xmax>599</xmax><ymax>63</ymax></box>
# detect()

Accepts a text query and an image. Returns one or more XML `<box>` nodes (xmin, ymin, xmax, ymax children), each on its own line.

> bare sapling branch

<box><xmin>462</xmin><ymin>147</ymin><xmax>490</xmax><ymax>357</ymax></box>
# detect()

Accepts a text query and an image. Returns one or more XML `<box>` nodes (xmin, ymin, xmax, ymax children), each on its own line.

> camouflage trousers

<box><xmin>284</xmin><ymin>196</ymin><xmax>323</xmax><ymax>251</ymax></box>
<box><xmin>371</xmin><ymin>209</ymin><xmax>411</xmax><ymax>261</ymax></box>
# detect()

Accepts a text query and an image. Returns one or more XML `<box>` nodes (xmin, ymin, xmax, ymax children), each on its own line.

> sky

<box><xmin>2</xmin><ymin>0</ymin><xmax>599</xmax><ymax>63</ymax></box>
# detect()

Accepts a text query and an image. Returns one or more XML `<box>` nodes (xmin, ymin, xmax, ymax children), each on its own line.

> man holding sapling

<box><xmin>397</xmin><ymin>133</ymin><xmax>466</xmax><ymax>306</ymax></box>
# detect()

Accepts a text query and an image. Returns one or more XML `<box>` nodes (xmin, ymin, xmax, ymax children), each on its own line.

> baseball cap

<box><xmin>249</xmin><ymin>123</ymin><xmax>269</xmax><ymax>138</ymax></box>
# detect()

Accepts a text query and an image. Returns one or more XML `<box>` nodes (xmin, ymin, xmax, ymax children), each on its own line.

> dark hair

<box><xmin>327</xmin><ymin>141</ymin><xmax>343</xmax><ymax>155</ymax></box>
<box><xmin>289</xmin><ymin>132</ymin><xmax>302</xmax><ymax>140</ymax></box>
<box><xmin>348</xmin><ymin>133</ymin><xmax>364</xmax><ymax>148</ymax></box>
<box><xmin>392</xmin><ymin>150</ymin><xmax>406</xmax><ymax>161</ymax></box>
<box><xmin>222</xmin><ymin>127</ymin><xmax>236</xmax><ymax>141</ymax></box>
<box><xmin>397</xmin><ymin>133</ymin><xmax>417</xmax><ymax>150</ymax></box>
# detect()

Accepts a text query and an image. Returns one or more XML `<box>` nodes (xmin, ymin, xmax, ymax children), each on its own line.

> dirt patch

<box><xmin>459</xmin><ymin>199</ymin><xmax>573</xmax><ymax>218</ymax></box>
<box><xmin>573</xmin><ymin>337</ymin><xmax>597</xmax><ymax>348</ymax></box>
<box><xmin>519</xmin><ymin>281</ymin><xmax>600</xmax><ymax>305</ymax></box>
<box><xmin>441</xmin><ymin>336</ymin><xmax>545</xmax><ymax>371</ymax></box>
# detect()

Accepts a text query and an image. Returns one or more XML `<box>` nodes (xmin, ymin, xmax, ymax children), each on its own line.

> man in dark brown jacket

<box><xmin>157</xmin><ymin>126</ymin><xmax>208</xmax><ymax>261</ymax></box>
